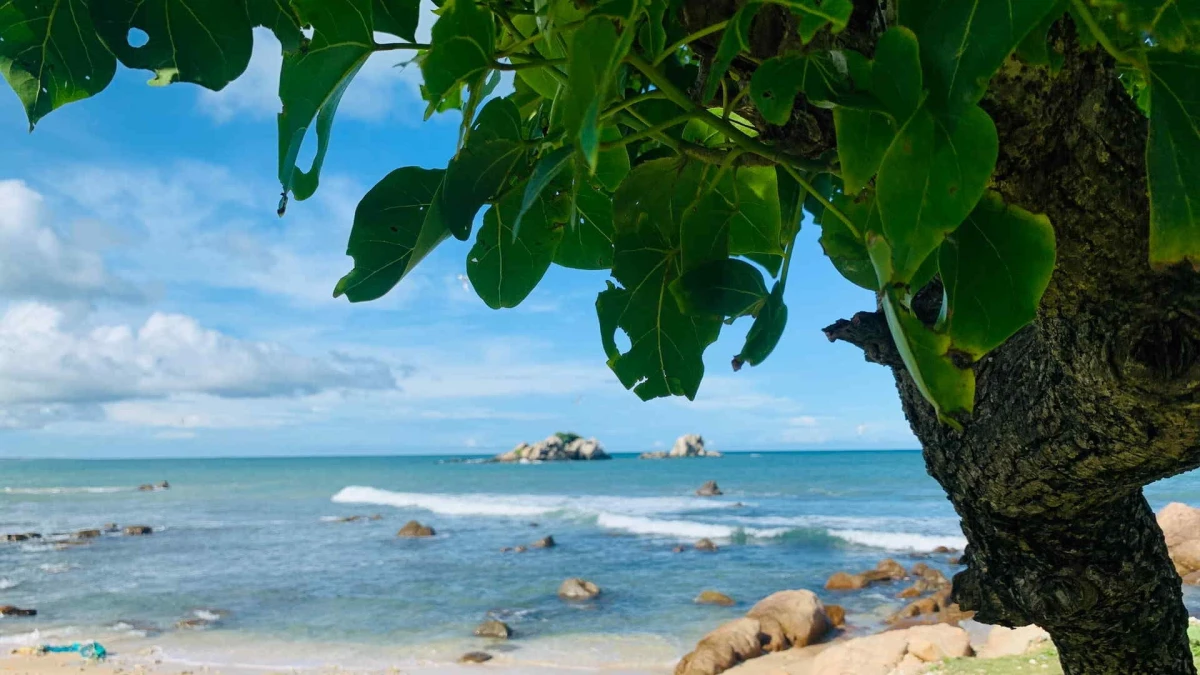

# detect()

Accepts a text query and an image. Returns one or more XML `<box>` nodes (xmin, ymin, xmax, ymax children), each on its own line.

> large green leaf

<box><xmin>0</xmin><ymin>0</ymin><xmax>117</xmax><ymax>129</ymax></box>
<box><xmin>882</xmin><ymin>290</ymin><xmax>974</xmax><ymax>426</ymax></box>
<box><xmin>938</xmin><ymin>191</ymin><xmax>1055</xmax><ymax>359</ymax></box>
<box><xmin>769</xmin><ymin>0</ymin><xmax>853</xmax><ymax>42</ymax></box>
<box><xmin>1016</xmin><ymin>0</ymin><xmax>1067</xmax><ymax>71</ymax></box>
<box><xmin>835</xmin><ymin>110</ymin><xmax>896</xmax><ymax>195</ymax></box>
<box><xmin>1092</xmin><ymin>0</ymin><xmax>1199</xmax><ymax>52</ymax></box>
<box><xmin>907</xmin><ymin>0</ymin><xmax>1060</xmax><ymax>113</ymax></box>
<box><xmin>335</xmin><ymin>167</ymin><xmax>450</xmax><ymax>302</ymax></box>
<box><xmin>595</xmin><ymin>125</ymin><xmax>631</xmax><ymax>191</ymax></box>
<box><xmin>440</xmin><ymin>97</ymin><xmax>528</xmax><ymax>240</ymax></box>
<box><xmin>1147</xmin><ymin>49</ymin><xmax>1200</xmax><ymax>268</ymax></box>
<box><xmin>823</xmin><ymin>194</ymin><xmax>881</xmax><ymax>291</ymax></box>
<box><xmin>750</xmin><ymin>52</ymin><xmax>847</xmax><ymax>126</ymax></box>
<box><xmin>247</xmin><ymin>0</ymin><xmax>303</xmax><ymax>51</ymax></box>
<box><xmin>556</xmin><ymin>181</ymin><xmax>615</xmax><ymax>269</ymax></box>
<box><xmin>679</xmin><ymin>190</ymin><xmax>735</xmax><ymax>273</ymax></box>
<box><xmin>516</xmin><ymin>145</ymin><xmax>574</xmax><ymax>235</ymax></box>
<box><xmin>563</xmin><ymin>16</ymin><xmax>632</xmax><ymax>170</ymax></box>
<box><xmin>614</xmin><ymin>157</ymin><xmax>707</xmax><ymax>238</ymax></box>
<box><xmin>278</xmin><ymin>0</ymin><xmax>374</xmax><ymax>202</ymax></box>
<box><xmin>374</xmin><ymin>0</ymin><xmax>420</xmax><ymax>42</ymax></box>
<box><xmin>875</xmin><ymin>104</ymin><xmax>998</xmax><ymax>283</ymax></box>
<box><xmin>872</xmin><ymin>27</ymin><xmax>922</xmax><ymax>121</ymax></box>
<box><xmin>720</xmin><ymin>166</ymin><xmax>784</xmax><ymax>257</ymax></box>
<box><xmin>420</xmin><ymin>0</ymin><xmax>495</xmax><ymax>113</ymax></box>
<box><xmin>670</xmin><ymin>258</ymin><xmax>769</xmax><ymax>319</ymax></box>
<box><xmin>702</xmin><ymin>0</ymin><xmax>762</xmax><ymax>102</ymax></box>
<box><xmin>733</xmin><ymin>279</ymin><xmax>788</xmax><ymax>369</ymax></box>
<box><xmin>90</xmin><ymin>0</ymin><xmax>252</xmax><ymax>89</ymax></box>
<box><xmin>467</xmin><ymin>186</ymin><xmax>565</xmax><ymax>309</ymax></box>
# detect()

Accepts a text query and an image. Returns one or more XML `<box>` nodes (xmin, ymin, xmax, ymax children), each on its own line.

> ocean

<box><xmin>3</xmin><ymin>451</ymin><xmax>1200</xmax><ymax>672</ymax></box>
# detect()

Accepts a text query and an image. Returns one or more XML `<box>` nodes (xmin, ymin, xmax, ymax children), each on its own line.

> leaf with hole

<box><xmin>247</xmin><ymin>0</ymin><xmax>304</xmax><ymax>51</ymax></box>
<box><xmin>467</xmin><ymin>185</ymin><xmax>565</xmax><ymax>309</ymax></box>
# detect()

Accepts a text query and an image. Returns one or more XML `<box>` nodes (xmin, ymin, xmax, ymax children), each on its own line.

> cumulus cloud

<box><xmin>0</xmin><ymin>303</ymin><xmax>395</xmax><ymax>415</ymax></box>
<box><xmin>0</xmin><ymin>180</ymin><xmax>135</xmax><ymax>302</ymax></box>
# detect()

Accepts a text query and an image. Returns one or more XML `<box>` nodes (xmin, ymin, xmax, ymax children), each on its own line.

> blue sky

<box><xmin>0</xmin><ymin>27</ymin><xmax>916</xmax><ymax>458</ymax></box>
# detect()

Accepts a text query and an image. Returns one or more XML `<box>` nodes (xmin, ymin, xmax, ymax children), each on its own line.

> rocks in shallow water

<box><xmin>932</xmin><ymin>545</ymin><xmax>957</xmax><ymax>554</ymax></box>
<box><xmin>102</xmin><ymin>523</ymin><xmax>119</xmax><ymax>533</ymax></box>
<box><xmin>123</xmin><ymin>525</ymin><xmax>152</xmax><ymax>536</ymax></box>
<box><xmin>175</xmin><ymin>618</ymin><xmax>211</xmax><ymax>630</ymax></box>
<box><xmin>825</xmin><ymin>604</ymin><xmax>845</xmax><ymax>628</ymax></box>
<box><xmin>531</xmin><ymin>535</ymin><xmax>555</xmax><ymax>549</ymax></box>
<box><xmin>74</xmin><ymin>529</ymin><xmax>102</xmax><ymax>539</ymax></box>
<box><xmin>459</xmin><ymin>651</ymin><xmax>493</xmax><ymax>664</ymax></box>
<box><xmin>695</xmin><ymin>590</ymin><xmax>736</xmax><ymax>606</ymax></box>
<box><xmin>138</xmin><ymin>481</ymin><xmax>169</xmax><ymax>492</ymax></box>
<box><xmin>396</xmin><ymin>521</ymin><xmax>435</xmax><ymax>537</ymax></box>
<box><xmin>695</xmin><ymin>538</ymin><xmax>719</xmax><ymax>552</ymax></box>
<box><xmin>558</xmin><ymin>578</ymin><xmax>601</xmax><ymax>601</ymax></box>
<box><xmin>672</xmin><ymin>545</ymin><xmax>686</xmax><ymax>553</ymax></box>
<box><xmin>639</xmin><ymin>451</ymin><xmax>669</xmax><ymax>459</ymax></box>
<box><xmin>675</xmin><ymin>617</ymin><xmax>763</xmax><ymax>675</ymax></box>
<box><xmin>695</xmin><ymin>481</ymin><xmax>723</xmax><ymax>497</ymax></box>
<box><xmin>0</xmin><ymin>606</ymin><xmax>36</xmax><ymax>617</ymax></box>
<box><xmin>514</xmin><ymin>545</ymin><xmax>527</xmax><ymax>553</ymax></box>
<box><xmin>494</xmin><ymin>433</ymin><xmax>610</xmax><ymax>462</ymax></box>
<box><xmin>827</xmin><ymin>559</ymin><xmax>911</xmax><ymax>591</ymax></box>
<box><xmin>824</xmin><ymin>571</ymin><xmax>868</xmax><ymax>591</ymax></box>
<box><xmin>862</xmin><ymin>558</ymin><xmax>906</xmax><ymax>582</ymax></box>
<box><xmin>4</xmin><ymin>533</ymin><xmax>40</xmax><ymax>542</ymax></box>
<box><xmin>948</xmin><ymin>555</ymin><xmax>962</xmax><ymax>565</ymax></box>
<box><xmin>746</xmin><ymin>590</ymin><xmax>830</xmax><ymax>651</ymax></box>
<box><xmin>473</xmin><ymin>620</ymin><xmax>512</xmax><ymax>639</ymax></box>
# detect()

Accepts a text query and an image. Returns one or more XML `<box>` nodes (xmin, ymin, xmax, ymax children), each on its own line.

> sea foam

<box><xmin>829</xmin><ymin>529</ymin><xmax>968</xmax><ymax>551</ymax></box>
<box><xmin>3</xmin><ymin>486</ymin><xmax>127</xmax><ymax>495</ymax></box>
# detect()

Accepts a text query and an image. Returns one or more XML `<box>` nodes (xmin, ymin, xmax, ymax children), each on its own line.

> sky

<box><xmin>0</xmin><ymin>25</ymin><xmax>917</xmax><ymax>458</ymax></box>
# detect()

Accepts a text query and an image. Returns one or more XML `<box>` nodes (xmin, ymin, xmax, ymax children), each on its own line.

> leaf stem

<box><xmin>601</xmin><ymin>90</ymin><xmax>668</xmax><ymax>120</ymax></box>
<box><xmin>620</xmin><ymin>109</ymin><xmax>684</xmax><ymax>154</ymax></box>
<box><xmin>600</xmin><ymin>112</ymin><xmax>699</xmax><ymax>148</ymax></box>
<box><xmin>495</xmin><ymin>58</ymin><xmax>567</xmax><ymax>71</ymax></box>
<box><xmin>779</xmin><ymin>164</ymin><xmax>859</xmax><ymax>239</ymax></box>
<box><xmin>375</xmin><ymin>42</ymin><xmax>431</xmax><ymax>51</ymax></box>
<box><xmin>651</xmin><ymin>20</ymin><xmax>729</xmax><ymax>67</ymax></box>
<box><xmin>1068</xmin><ymin>0</ymin><xmax>1140</xmax><ymax>66</ymax></box>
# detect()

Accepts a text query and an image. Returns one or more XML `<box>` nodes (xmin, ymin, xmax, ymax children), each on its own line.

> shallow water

<box><xmin>2</xmin><ymin>451</ymin><xmax>1198</xmax><ymax>668</ymax></box>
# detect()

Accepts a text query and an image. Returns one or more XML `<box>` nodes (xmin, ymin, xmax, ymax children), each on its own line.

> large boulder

<box><xmin>396</xmin><ymin>521</ymin><xmax>435</xmax><ymax>537</ymax></box>
<box><xmin>671</xmin><ymin>434</ymin><xmax>721</xmax><ymax>458</ymax></box>
<box><xmin>977</xmin><ymin>624</ymin><xmax>1051</xmax><ymax>658</ymax></box>
<box><xmin>824</xmin><ymin>571</ymin><xmax>868</xmax><ymax>591</ymax></box>
<box><xmin>558</xmin><ymin>578</ymin><xmax>600</xmax><ymax>601</ymax></box>
<box><xmin>745</xmin><ymin>590</ymin><xmax>830</xmax><ymax>651</ymax></box>
<box><xmin>696</xmin><ymin>481</ymin><xmax>723</xmax><ymax>497</ymax></box>
<box><xmin>825</xmin><ymin>604</ymin><xmax>846</xmax><ymax>627</ymax></box>
<box><xmin>494</xmin><ymin>434</ymin><xmax>609</xmax><ymax>462</ymax></box>
<box><xmin>473</xmin><ymin>620</ymin><xmax>511</xmax><ymax>639</ymax></box>
<box><xmin>1158</xmin><ymin>502</ymin><xmax>1200</xmax><ymax>548</ymax></box>
<box><xmin>862</xmin><ymin>558</ymin><xmax>907</xmax><ymax>582</ymax></box>
<box><xmin>674</xmin><ymin>617</ymin><xmax>764</xmax><ymax>675</ymax></box>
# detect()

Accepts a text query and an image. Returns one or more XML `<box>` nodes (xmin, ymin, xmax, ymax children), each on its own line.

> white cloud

<box><xmin>0</xmin><ymin>303</ymin><xmax>395</xmax><ymax>413</ymax></box>
<box><xmin>0</xmin><ymin>180</ymin><xmax>135</xmax><ymax>302</ymax></box>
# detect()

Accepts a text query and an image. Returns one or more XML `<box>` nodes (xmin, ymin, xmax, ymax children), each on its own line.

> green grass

<box><xmin>929</xmin><ymin>627</ymin><xmax>1200</xmax><ymax>675</ymax></box>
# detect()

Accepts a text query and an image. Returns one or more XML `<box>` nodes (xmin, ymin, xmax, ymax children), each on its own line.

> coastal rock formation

<box><xmin>695</xmin><ymin>591</ymin><xmax>736</xmax><ymax>606</ymax></box>
<box><xmin>640</xmin><ymin>434</ymin><xmax>722</xmax><ymax>459</ymax></box>
<box><xmin>675</xmin><ymin>617</ymin><xmax>764</xmax><ymax>675</ymax></box>
<box><xmin>459</xmin><ymin>651</ymin><xmax>493</xmax><ymax>663</ymax></box>
<box><xmin>473</xmin><ymin>620</ymin><xmax>511</xmax><ymax>639</ymax></box>
<box><xmin>494</xmin><ymin>433</ymin><xmax>610</xmax><ymax>462</ymax></box>
<box><xmin>808</xmin><ymin>624</ymin><xmax>972</xmax><ymax>675</ymax></box>
<box><xmin>695</xmin><ymin>481</ymin><xmax>723</xmax><ymax>497</ymax></box>
<box><xmin>976</xmin><ymin>624</ymin><xmax>1051</xmax><ymax>658</ymax></box>
<box><xmin>558</xmin><ymin>578</ymin><xmax>600</xmax><ymax>601</ymax></box>
<box><xmin>102</xmin><ymin>523</ymin><xmax>119</xmax><ymax>532</ymax></box>
<box><xmin>0</xmin><ymin>606</ymin><xmax>36</xmax><ymax>617</ymax></box>
<box><xmin>825</xmin><ymin>604</ymin><xmax>845</xmax><ymax>628</ymax></box>
<box><xmin>532</xmin><ymin>535</ymin><xmax>555</xmax><ymax>548</ymax></box>
<box><xmin>123</xmin><ymin>525</ymin><xmax>153</xmax><ymax>536</ymax></box>
<box><xmin>824</xmin><ymin>571</ymin><xmax>868</xmax><ymax>591</ymax></box>
<box><xmin>825</xmin><ymin>559</ymin><xmax>908</xmax><ymax>591</ymax></box>
<box><xmin>74</xmin><ymin>529</ymin><xmax>102</xmax><ymax>539</ymax></box>
<box><xmin>1158</xmin><ymin>502</ymin><xmax>1200</xmax><ymax>575</ymax></box>
<box><xmin>695</xmin><ymin>538</ymin><xmax>719</xmax><ymax>552</ymax></box>
<box><xmin>138</xmin><ymin>481</ymin><xmax>170</xmax><ymax>492</ymax></box>
<box><xmin>397</xmin><ymin>521</ymin><xmax>435</xmax><ymax>537</ymax></box>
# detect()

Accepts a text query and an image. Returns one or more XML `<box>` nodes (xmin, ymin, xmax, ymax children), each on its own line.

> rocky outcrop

<box><xmin>0</xmin><ymin>606</ymin><xmax>36</xmax><ymax>617</ymax></box>
<box><xmin>138</xmin><ymin>481</ymin><xmax>170</xmax><ymax>492</ymax></box>
<box><xmin>532</xmin><ymin>535</ymin><xmax>555</xmax><ymax>548</ymax></box>
<box><xmin>102</xmin><ymin>523</ymin><xmax>119</xmax><ymax>532</ymax></box>
<box><xmin>123</xmin><ymin>525</ymin><xmax>153</xmax><ymax>536</ymax></box>
<box><xmin>824</xmin><ymin>571</ymin><xmax>868</xmax><ymax>590</ymax></box>
<box><xmin>695</xmin><ymin>538</ymin><xmax>719</xmax><ymax>552</ymax></box>
<box><xmin>473</xmin><ymin>620</ymin><xmax>511</xmax><ymax>639</ymax></box>
<box><xmin>825</xmin><ymin>559</ymin><xmax>909</xmax><ymax>591</ymax></box>
<box><xmin>641</xmin><ymin>434</ymin><xmax>722</xmax><ymax>459</ymax></box>
<box><xmin>976</xmin><ymin>624</ymin><xmax>1051</xmax><ymax>658</ymax></box>
<box><xmin>397</xmin><ymin>521</ymin><xmax>435</xmax><ymax>537</ymax></box>
<box><xmin>675</xmin><ymin>590</ymin><xmax>831</xmax><ymax>675</ymax></box>
<box><xmin>1158</xmin><ymin>502</ymin><xmax>1200</xmax><ymax>575</ymax></box>
<box><xmin>459</xmin><ymin>651</ymin><xmax>493</xmax><ymax>663</ymax></box>
<box><xmin>695</xmin><ymin>590</ymin><xmax>736</xmax><ymax>606</ymax></box>
<box><xmin>808</xmin><ymin>624</ymin><xmax>972</xmax><ymax>675</ymax></box>
<box><xmin>695</xmin><ymin>481</ymin><xmax>723</xmax><ymax>497</ymax></box>
<box><xmin>74</xmin><ymin>529</ymin><xmax>102</xmax><ymax>539</ymax></box>
<box><xmin>825</xmin><ymin>604</ymin><xmax>845</xmax><ymax>627</ymax></box>
<box><xmin>558</xmin><ymin>578</ymin><xmax>600</xmax><ymax>601</ymax></box>
<box><xmin>639</xmin><ymin>451</ymin><xmax>669</xmax><ymax>459</ymax></box>
<box><xmin>494</xmin><ymin>433</ymin><xmax>610</xmax><ymax>462</ymax></box>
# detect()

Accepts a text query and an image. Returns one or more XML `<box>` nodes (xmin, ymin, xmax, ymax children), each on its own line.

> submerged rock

<box><xmin>0</xmin><ymin>606</ymin><xmax>36</xmax><ymax>617</ymax></box>
<box><xmin>102</xmin><ymin>523</ymin><xmax>119</xmax><ymax>533</ymax></box>
<box><xmin>74</xmin><ymin>529</ymin><xmax>102</xmax><ymax>539</ymax></box>
<box><xmin>473</xmin><ymin>620</ymin><xmax>512</xmax><ymax>639</ymax></box>
<box><xmin>695</xmin><ymin>590</ymin><xmax>736</xmax><ymax>606</ymax></box>
<box><xmin>558</xmin><ymin>578</ymin><xmax>600</xmax><ymax>601</ymax></box>
<box><xmin>639</xmin><ymin>450</ymin><xmax>669</xmax><ymax>459</ymax></box>
<box><xmin>494</xmin><ymin>433</ymin><xmax>610</xmax><ymax>462</ymax></box>
<box><xmin>531</xmin><ymin>535</ymin><xmax>556</xmax><ymax>548</ymax></box>
<box><xmin>695</xmin><ymin>538</ymin><xmax>719</xmax><ymax>552</ymax></box>
<box><xmin>695</xmin><ymin>481</ymin><xmax>723</xmax><ymax>497</ymax></box>
<box><xmin>123</xmin><ymin>525</ymin><xmax>153</xmax><ymax>536</ymax></box>
<box><xmin>396</xmin><ymin>521</ymin><xmax>435</xmax><ymax>537</ymax></box>
<box><xmin>459</xmin><ymin>651</ymin><xmax>493</xmax><ymax>663</ymax></box>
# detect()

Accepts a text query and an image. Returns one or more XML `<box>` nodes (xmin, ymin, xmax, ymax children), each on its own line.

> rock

<box><xmin>695</xmin><ymin>481</ymin><xmax>723</xmax><ymax>497</ymax></box>
<box><xmin>334</xmin><ymin>515</ymin><xmax>364</xmax><ymax>523</ymax></box>
<box><xmin>473</xmin><ymin>620</ymin><xmax>511</xmax><ymax>639</ymax></box>
<box><xmin>459</xmin><ymin>651</ymin><xmax>493</xmax><ymax>664</ymax></box>
<box><xmin>695</xmin><ymin>538</ymin><xmax>719</xmax><ymax>552</ymax></box>
<box><xmin>500</xmin><ymin>547</ymin><xmax>513</xmax><ymax>553</ymax></box>
<box><xmin>639</xmin><ymin>451</ymin><xmax>669</xmax><ymax>459</ymax></box>
<box><xmin>671</xmin><ymin>434</ymin><xmax>721</xmax><ymax>458</ymax></box>
<box><xmin>123</xmin><ymin>525</ymin><xmax>153</xmax><ymax>536</ymax></box>
<box><xmin>695</xmin><ymin>591</ymin><xmax>736</xmax><ymax>606</ymax></box>
<box><xmin>157</xmin><ymin>481</ymin><xmax>170</xmax><ymax>489</ymax></box>
<box><xmin>494</xmin><ymin>434</ymin><xmax>610</xmax><ymax>462</ymax></box>
<box><xmin>809</xmin><ymin>624</ymin><xmax>971</xmax><ymax>675</ymax></box>
<box><xmin>175</xmin><ymin>618</ymin><xmax>211</xmax><ymax>630</ymax></box>
<box><xmin>396</xmin><ymin>521</ymin><xmax>435</xmax><ymax>537</ymax></box>
<box><xmin>910</xmin><ymin>562</ymin><xmax>931</xmax><ymax>577</ymax></box>
<box><xmin>137</xmin><ymin>484</ymin><xmax>155</xmax><ymax>491</ymax></box>
<box><xmin>102</xmin><ymin>523</ymin><xmax>119</xmax><ymax>532</ymax></box>
<box><xmin>514</xmin><ymin>546</ymin><xmax>527</xmax><ymax>553</ymax></box>
<box><xmin>531</xmin><ymin>536</ymin><xmax>555</xmax><ymax>549</ymax></box>
<box><xmin>0</xmin><ymin>606</ymin><xmax>36</xmax><ymax>617</ymax></box>
<box><xmin>948</xmin><ymin>555</ymin><xmax>962</xmax><ymax>565</ymax></box>
<box><xmin>1158</xmin><ymin>502</ymin><xmax>1200</xmax><ymax>549</ymax></box>
<box><xmin>862</xmin><ymin>558</ymin><xmax>907</xmax><ymax>582</ymax></box>
<box><xmin>368</xmin><ymin>514</ymin><xmax>383</xmax><ymax>521</ymax></box>
<box><xmin>932</xmin><ymin>545</ymin><xmax>957</xmax><ymax>554</ymax></box>
<box><xmin>977</xmin><ymin>624</ymin><xmax>1051</xmax><ymax>658</ymax></box>
<box><xmin>824</xmin><ymin>571</ymin><xmax>868</xmax><ymax>591</ymax></box>
<box><xmin>672</xmin><ymin>545</ymin><xmax>686</xmax><ymax>553</ymax></box>
<box><xmin>4</xmin><ymin>533</ymin><xmax>39</xmax><ymax>542</ymax></box>
<box><xmin>1184</xmin><ymin>570</ymin><xmax>1200</xmax><ymax>585</ymax></box>
<box><xmin>897</xmin><ymin>585</ymin><xmax>922</xmax><ymax>599</ymax></box>
<box><xmin>825</xmin><ymin>604</ymin><xmax>846</xmax><ymax>628</ymax></box>
<box><xmin>674</xmin><ymin>617</ymin><xmax>764</xmax><ymax>675</ymax></box>
<box><xmin>558</xmin><ymin>578</ymin><xmax>600</xmax><ymax>601</ymax></box>
<box><xmin>1171</xmin><ymin>538</ymin><xmax>1200</xmax><ymax>574</ymax></box>
<box><xmin>74</xmin><ymin>529</ymin><xmax>102</xmax><ymax>539</ymax></box>
<box><xmin>746</xmin><ymin>590</ymin><xmax>830</xmax><ymax>651</ymax></box>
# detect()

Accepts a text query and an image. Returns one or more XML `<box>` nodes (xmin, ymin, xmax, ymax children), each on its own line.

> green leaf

<box><xmin>1147</xmin><ymin>49</ymin><xmax>1200</xmax><ymax>268</ymax></box>
<box><xmin>335</xmin><ymin>167</ymin><xmax>449</xmax><ymax>302</ymax></box>
<box><xmin>680</xmin><ymin>190</ymin><xmax>735</xmax><ymax>273</ymax></box>
<box><xmin>671</xmin><ymin>258</ymin><xmax>769</xmax><ymax>319</ymax></box>
<box><xmin>750</xmin><ymin>52</ymin><xmax>847</xmax><ymax>126</ymax></box>
<box><xmin>247</xmin><ymin>0</ymin><xmax>304</xmax><ymax>51</ymax></box>
<box><xmin>882</xmin><ymin>290</ymin><xmax>974</xmax><ymax>427</ymax></box>
<box><xmin>563</xmin><ymin>16</ymin><xmax>633</xmax><ymax>171</ymax></box>
<box><xmin>702</xmin><ymin>0</ymin><xmax>762</xmax><ymax>102</ymax></box>
<box><xmin>555</xmin><ymin>181</ymin><xmax>615</xmax><ymax>269</ymax></box>
<box><xmin>421</xmin><ymin>0</ymin><xmax>495</xmax><ymax>112</ymax></box>
<box><xmin>938</xmin><ymin>191</ymin><xmax>1055</xmax><ymax>359</ymax></box>
<box><xmin>734</xmin><ymin>279</ymin><xmax>788</xmax><ymax>369</ymax></box>
<box><xmin>835</xmin><ymin>110</ymin><xmax>896</xmax><ymax>194</ymax></box>
<box><xmin>778</xmin><ymin>164</ymin><xmax>804</xmax><ymax>243</ymax></box>
<box><xmin>467</xmin><ymin>185</ymin><xmax>565</xmax><ymax>309</ymax></box>
<box><xmin>597</xmin><ymin>229</ymin><xmax>722</xmax><ymax>402</ymax></box>
<box><xmin>872</xmin><ymin>27</ymin><xmax>923</xmax><ymax>121</ymax></box>
<box><xmin>0</xmin><ymin>0</ymin><xmax>117</xmax><ymax>129</ymax></box>
<box><xmin>720</xmin><ymin>166</ymin><xmax>784</xmax><ymax>257</ymax></box>
<box><xmin>1092</xmin><ymin>0</ymin><xmax>1200</xmax><ymax>52</ymax></box>
<box><xmin>875</xmin><ymin>104</ymin><xmax>998</xmax><ymax>283</ymax></box>
<box><xmin>638</xmin><ymin>0</ymin><xmax>669</xmax><ymax>60</ymax></box>
<box><xmin>374</xmin><ymin>0</ymin><xmax>420</xmax><ymax>42</ymax></box>
<box><xmin>1016</xmin><ymin>0</ymin><xmax>1066</xmax><ymax>71</ymax></box>
<box><xmin>90</xmin><ymin>0</ymin><xmax>252</xmax><ymax>89</ymax></box>
<box><xmin>908</xmin><ymin>0</ymin><xmax>1060</xmax><ymax>114</ymax></box>
<box><xmin>440</xmin><ymin>97</ymin><xmax>528</xmax><ymax>240</ymax></box>
<box><xmin>516</xmin><ymin>145</ymin><xmax>574</xmax><ymax>235</ymax></box>
<box><xmin>614</xmin><ymin>157</ymin><xmax>707</xmax><ymax>238</ymax></box>
<box><xmin>596</xmin><ymin>125</ymin><xmax>632</xmax><ymax>191</ymax></box>
<box><xmin>768</xmin><ymin>0</ymin><xmax>853</xmax><ymax>41</ymax></box>
<box><xmin>278</xmin><ymin>0</ymin><xmax>375</xmax><ymax>202</ymax></box>
<box><xmin>822</xmin><ymin>194</ymin><xmax>880</xmax><ymax>291</ymax></box>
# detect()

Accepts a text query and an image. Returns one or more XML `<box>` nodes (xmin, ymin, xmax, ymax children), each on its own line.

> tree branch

<box><xmin>822</xmin><ymin>311</ymin><xmax>904</xmax><ymax>369</ymax></box>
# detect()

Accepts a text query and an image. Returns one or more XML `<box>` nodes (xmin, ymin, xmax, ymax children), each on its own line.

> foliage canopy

<box><xmin>2</xmin><ymin>0</ymin><xmax>1197</xmax><ymax>426</ymax></box>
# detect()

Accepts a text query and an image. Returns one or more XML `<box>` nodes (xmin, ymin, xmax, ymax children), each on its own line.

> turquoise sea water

<box><xmin>3</xmin><ymin>451</ymin><xmax>1200</xmax><ymax>669</ymax></box>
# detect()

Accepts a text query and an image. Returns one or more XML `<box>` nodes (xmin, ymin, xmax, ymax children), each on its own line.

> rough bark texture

<box><xmin>678</xmin><ymin>1</ymin><xmax>1200</xmax><ymax>672</ymax></box>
